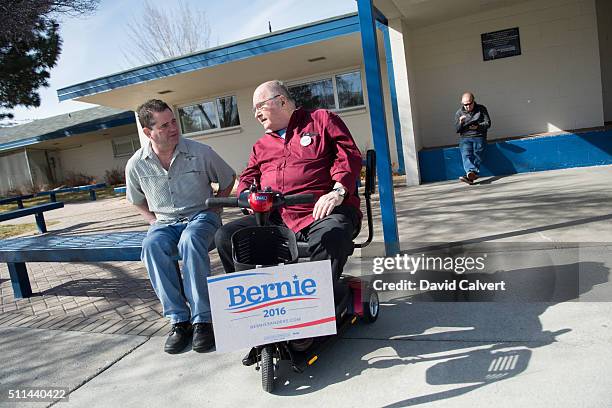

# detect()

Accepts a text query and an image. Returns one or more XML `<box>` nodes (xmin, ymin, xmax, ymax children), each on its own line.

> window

<box><xmin>178</xmin><ymin>95</ymin><xmax>240</xmax><ymax>135</ymax></box>
<box><xmin>112</xmin><ymin>135</ymin><xmax>140</xmax><ymax>158</ymax></box>
<box><xmin>289</xmin><ymin>78</ymin><xmax>335</xmax><ymax>110</ymax></box>
<box><xmin>336</xmin><ymin>71</ymin><xmax>364</xmax><ymax>109</ymax></box>
<box><xmin>288</xmin><ymin>71</ymin><xmax>364</xmax><ymax>111</ymax></box>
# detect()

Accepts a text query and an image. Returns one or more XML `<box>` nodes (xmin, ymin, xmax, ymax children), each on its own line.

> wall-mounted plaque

<box><xmin>481</xmin><ymin>27</ymin><xmax>521</xmax><ymax>61</ymax></box>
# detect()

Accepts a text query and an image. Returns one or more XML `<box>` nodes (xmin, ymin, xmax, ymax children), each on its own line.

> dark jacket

<box><xmin>455</xmin><ymin>103</ymin><xmax>491</xmax><ymax>138</ymax></box>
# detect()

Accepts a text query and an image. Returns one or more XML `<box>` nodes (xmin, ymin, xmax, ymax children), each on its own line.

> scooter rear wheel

<box><xmin>261</xmin><ymin>345</ymin><xmax>275</xmax><ymax>393</ymax></box>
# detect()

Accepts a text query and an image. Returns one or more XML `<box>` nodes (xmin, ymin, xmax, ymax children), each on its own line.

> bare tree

<box><xmin>122</xmin><ymin>1</ymin><xmax>213</xmax><ymax>66</ymax></box>
<box><xmin>0</xmin><ymin>0</ymin><xmax>99</xmax><ymax>43</ymax></box>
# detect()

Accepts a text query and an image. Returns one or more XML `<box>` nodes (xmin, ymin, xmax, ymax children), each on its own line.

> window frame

<box><xmin>176</xmin><ymin>94</ymin><xmax>241</xmax><ymax>138</ymax></box>
<box><xmin>111</xmin><ymin>135</ymin><xmax>141</xmax><ymax>158</ymax></box>
<box><xmin>286</xmin><ymin>69</ymin><xmax>366</xmax><ymax>112</ymax></box>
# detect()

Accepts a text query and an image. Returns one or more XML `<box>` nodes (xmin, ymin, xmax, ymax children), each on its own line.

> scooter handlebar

<box><xmin>283</xmin><ymin>194</ymin><xmax>315</xmax><ymax>205</ymax></box>
<box><xmin>205</xmin><ymin>197</ymin><xmax>239</xmax><ymax>208</ymax></box>
<box><xmin>206</xmin><ymin>192</ymin><xmax>314</xmax><ymax>209</ymax></box>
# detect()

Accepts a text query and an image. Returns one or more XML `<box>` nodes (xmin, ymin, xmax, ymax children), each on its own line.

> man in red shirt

<box><xmin>214</xmin><ymin>80</ymin><xmax>363</xmax><ymax>283</ymax></box>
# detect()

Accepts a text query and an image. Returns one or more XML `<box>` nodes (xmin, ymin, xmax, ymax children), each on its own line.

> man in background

<box><xmin>455</xmin><ymin>92</ymin><xmax>491</xmax><ymax>184</ymax></box>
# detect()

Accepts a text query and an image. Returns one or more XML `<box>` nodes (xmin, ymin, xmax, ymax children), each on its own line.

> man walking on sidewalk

<box><xmin>455</xmin><ymin>92</ymin><xmax>491</xmax><ymax>184</ymax></box>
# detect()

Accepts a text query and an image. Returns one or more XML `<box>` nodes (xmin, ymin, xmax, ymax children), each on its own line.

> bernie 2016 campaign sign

<box><xmin>208</xmin><ymin>260</ymin><xmax>337</xmax><ymax>353</ymax></box>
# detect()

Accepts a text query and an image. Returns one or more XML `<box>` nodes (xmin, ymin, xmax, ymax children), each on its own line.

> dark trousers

<box><xmin>215</xmin><ymin>205</ymin><xmax>360</xmax><ymax>282</ymax></box>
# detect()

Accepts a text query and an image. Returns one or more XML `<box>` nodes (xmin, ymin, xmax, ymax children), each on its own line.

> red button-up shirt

<box><xmin>238</xmin><ymin>108</ymin><xmax>363</xmax><ymax>232</ymax></box>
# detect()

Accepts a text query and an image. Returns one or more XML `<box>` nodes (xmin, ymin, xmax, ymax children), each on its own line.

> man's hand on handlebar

<box><xmin>312</xmin><ymin>190</ymin><xmax>343</xmax><ymax>220</ymax></box>
<box><xmin>206</xmin><ymin>189</ymin><xmax>314</xmax><ymax>216</ymax></box>
<box><xmin>238</xmin><ymin>190</ymin><xmax>254</xmax><ymax>214</ymax></box>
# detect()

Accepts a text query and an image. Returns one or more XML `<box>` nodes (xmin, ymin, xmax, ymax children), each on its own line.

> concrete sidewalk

<box><xmin>1</xmin><ymin>165</ymin><xmax>612</xmax><ymax>407</ymax></box>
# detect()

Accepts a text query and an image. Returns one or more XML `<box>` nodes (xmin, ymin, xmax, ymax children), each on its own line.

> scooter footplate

<box><xmin>290</xmin><ymin>314</ymin><xmax>357</xmax><ymax>370</ymax></box>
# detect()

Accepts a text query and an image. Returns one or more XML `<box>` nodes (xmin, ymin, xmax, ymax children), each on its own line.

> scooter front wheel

<box><xmin>261</xmin><ymin>345</ymin><xmax>275</xmax><ymax>393</ymax></box>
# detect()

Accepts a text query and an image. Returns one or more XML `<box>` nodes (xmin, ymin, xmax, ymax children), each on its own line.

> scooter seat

<box><xmin>296</xmin><ymin>241</ymin><xmax>310</xmax><ymax>258</ymax></box>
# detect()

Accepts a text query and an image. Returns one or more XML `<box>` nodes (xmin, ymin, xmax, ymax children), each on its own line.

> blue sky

<box><xmin>9</xmin><ymin>0</ymin><xmax>356</xmax><ymax>124</ymax></box>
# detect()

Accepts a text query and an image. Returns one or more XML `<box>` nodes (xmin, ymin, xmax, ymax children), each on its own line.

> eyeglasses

<box><xmin>463</xmin><ymin>101</ymin><xmax>474</xmax><ymax>107</ymax></box>
<box><xmin>252</xmin><ymin>94</ymin><xmax>281</xmax><ymax>114</ymax></box>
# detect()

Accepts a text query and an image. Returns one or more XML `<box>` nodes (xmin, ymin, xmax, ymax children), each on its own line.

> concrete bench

<box><xmin>0</xmin><ymin>202</ymin><xmax>64</xmax><ymax>234</ymax></box>
<box><xmin>37</xmin><ymin>183</ymin><xmax>107</xmax><ymax>202</ymax></box>
<box><xmin>0</xmin><ymin>194</ymin><xmax>35</xmax><ymax>209</ymax></box>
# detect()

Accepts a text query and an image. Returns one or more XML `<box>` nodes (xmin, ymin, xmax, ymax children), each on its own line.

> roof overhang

<box><xmin>57</xmin><ymin>13</ymin><xmax>370</xmax><ymax>109</ymax></box>
<box><xmin>374</xmin><ymin>0</ymin><xmax>531</xmax><ymax>27</ymax></box>
<box><xmin>0</xmin><ymin>111</ymin><xmax>135</xmax><ymax>152</ymax></box>
<box><xmin>32</xmin><ymin>122</ymin><xmax>136</xmax><ymax>151</ymax></box>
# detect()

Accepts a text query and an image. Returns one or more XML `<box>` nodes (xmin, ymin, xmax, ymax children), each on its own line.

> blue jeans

<box><xmin>141</xmin><ymin>211</ymin><xmax>221</xmax><ymax>324</ymax></box>
<box><xmin>459</xmin><ymin>137</ymin><xmax>486</xmax><ymax>174</ymax></box>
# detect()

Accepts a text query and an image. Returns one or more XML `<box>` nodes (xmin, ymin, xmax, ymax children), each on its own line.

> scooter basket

<box><xmin>231</xmin><ymin>226</ymin><xmax>299</xmax><ymax>271</ymax></box>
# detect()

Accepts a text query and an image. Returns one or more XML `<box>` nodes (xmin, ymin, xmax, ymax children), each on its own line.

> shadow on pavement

<box><xmin>398</xmin><ymin>214</ymin><xmax>612</xmax><ymax>250</ymax></box>
<box><xmin>55</xmin><ymin>219</ymin><xmax>146</xmax><ymax>235</ymax></box>
<box><xmin>269</xmin><ymin>260</ymin><xmax>608</xmax><ymax>403</ymax></box>
<box><xmin>42</xmin><ymin>278</ymin><xmax>157</xmax><ymax>299</ymax></box>
<box><xmin>474</xmin><ymin>175</ymin><xmax>510</xmax><ymax>185</ymax></box>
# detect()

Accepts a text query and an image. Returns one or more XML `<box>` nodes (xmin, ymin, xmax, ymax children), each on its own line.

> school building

<box><xmin>1</xmin><ymin>0</ymin><xmax>610</xmax><ymax>250</ymax></box>
<box><xmin>55</xmin><ymin>0</ymin><xmax>611</xmax><ymax>187</ymax></box>
<box><xmin>0</xmin><ymin>107</ymin><xmax>136</xmax><ymax>194</ymax></box>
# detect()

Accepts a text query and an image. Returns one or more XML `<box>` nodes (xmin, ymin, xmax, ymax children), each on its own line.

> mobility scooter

<box><xmin>206</xmin><ymin>150</ymin><xmax>379</xmax><ymax>393</ymax></box>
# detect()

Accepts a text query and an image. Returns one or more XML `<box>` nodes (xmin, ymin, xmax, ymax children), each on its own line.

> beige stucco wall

<box><xmin>407</xmin><ymin>0</ymin><xmax>604</xmax><ymax>148</ymax></box>
<box><xmin>59</xmin><ymin>137</ymin><xmax>135</xmax><ymax>183</ymax></box>
<box><xmin>0</xmin><ymin>150</ymin><xmax>31</xmax><ymax>195</ymax></box>
<box><xmin>172</xmin><ymin>66</ymin><xmax>400</xmax><ymax>176</ymax></box>
<box><xmin>132</xmin><ymin>0</ymin><xmax>607</xmax><ymax>180</ymax></box>
<box><xmin>385</xmin><ymin>17</ymin><xmax>422</xmax><ymax>185</ymax></box>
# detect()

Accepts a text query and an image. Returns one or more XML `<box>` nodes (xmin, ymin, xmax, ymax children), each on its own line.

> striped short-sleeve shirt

<box><xmin>126</xmin><ymin>137</ymin><xmax>235</xmax><ymax>223</ymax></box>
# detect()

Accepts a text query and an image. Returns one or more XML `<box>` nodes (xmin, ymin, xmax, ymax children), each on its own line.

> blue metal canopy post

<box><xmin>357</xmin><ymin>0</ymin><xmax>400</xmax><ymax>255</ymax></box>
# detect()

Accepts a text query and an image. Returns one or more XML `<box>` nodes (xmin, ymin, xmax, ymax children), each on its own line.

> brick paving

<box><xmin>2</xmin><ymin>166</ymin><xmax>612</xmax><ymax>346</ymax></box>
<box><xmin>0</xmin><ymin>196</ymin><xmax>236</xmax><ymax>337</ymax></box>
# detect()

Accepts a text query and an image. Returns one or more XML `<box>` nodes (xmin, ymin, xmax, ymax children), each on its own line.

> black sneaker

<box><xmin>242</xmin><ymin>347</ymin><xmax>259</xmax><ymax>366</ymax></box>
<box><xmin>192</xmin><ymin>323</ymin><xmax>215</xmax><ymax>352</ymax></box>
<box><xmin>164</xmin><ymin>322</ymin><xmax>192</xmax><ymax>354</ymax></box>
<box><xmin>459</xmin><ymin>175</ymin><xmax>473</xmax><ymax>185</ymax></box>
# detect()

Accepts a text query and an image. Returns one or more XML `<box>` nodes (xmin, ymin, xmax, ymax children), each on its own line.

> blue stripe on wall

<box><xmin>418</xmin><ymin>130</ymin><xmax>612</xmax><ymax>182</ymax></box>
